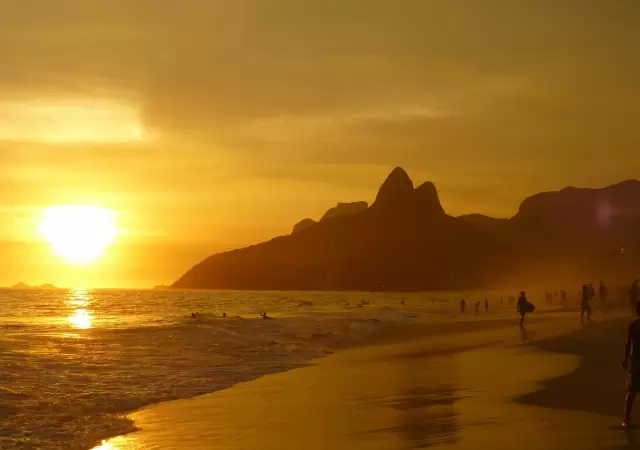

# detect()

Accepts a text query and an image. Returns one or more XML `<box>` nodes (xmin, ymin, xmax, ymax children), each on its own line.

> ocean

<box><xmin>0</xmin><ymin>288</ymin><xmax>522</xmax><ymax>449</ymax></box>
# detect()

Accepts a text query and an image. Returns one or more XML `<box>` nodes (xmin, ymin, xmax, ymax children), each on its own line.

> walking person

<box><xmin>600</xmin><ymin>281</ymin><xmax>608</xmax><ymax>306</ymax></box>
<box><xmin>517</xmin><ymin>291</ymin><xmax>530</xmax><ymax>328</ymax></box>
<box><xmin>631</xmin><ymin>280</ymin><xmax>640</xmax><ymax>317</ymax></box>
<box><xmin>622</xmin><ymin>301</ymin><xmax>640</xmax><ymax>428</ymax></box>
<box><xmin>581</xmin><ymin>284</ymin><xmax>592</xmax><ymax>325</ymax></box>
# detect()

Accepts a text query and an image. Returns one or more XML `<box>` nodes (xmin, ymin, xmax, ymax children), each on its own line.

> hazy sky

<box><xmin>1</xmin><ymin>0</ymin><xmax>639</xmax><ymax>287</ymax></box>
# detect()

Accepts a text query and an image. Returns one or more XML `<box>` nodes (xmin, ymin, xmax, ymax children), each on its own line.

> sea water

<box><xmin>0</xmin><ymin>288</ymin><xmax>516</xmax><ymax>449</ymax></box>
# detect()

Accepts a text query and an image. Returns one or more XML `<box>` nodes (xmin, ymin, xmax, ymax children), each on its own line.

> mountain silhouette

<box><xmin>292</xmin><ymin>218</ymin><xmax>317</xmax><ymax>234</ymax></box>
<box><xmin>459</xmin><ymin>179</ymin><xmax>640</xmax><ymax>283</ymax></box>
<box><xmin>173</xmin><ymin>169</ymin><xmax>640</xmax><ymax>291</ymax></box>
<box><xmin>173</xmin><ymin>167</ymin><xmax>514</xmax><ymax>291</ymax></box>
<box><xmin>320</xmin><ymin>201</ymin><xmax>368</xmax><ymax>222</ymax></box>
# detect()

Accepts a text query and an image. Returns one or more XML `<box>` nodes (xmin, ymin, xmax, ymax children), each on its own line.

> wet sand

<box><xmin>101</xmin><ymin>313</ymin><xmax>638</xmax><ymax>450</ymax></box>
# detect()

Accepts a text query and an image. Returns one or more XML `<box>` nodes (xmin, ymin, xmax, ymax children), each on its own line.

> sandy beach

<box><xmin>97</xmin><ymin>310</ymin><xmax>638</xmax><ymax>450</ymax></box>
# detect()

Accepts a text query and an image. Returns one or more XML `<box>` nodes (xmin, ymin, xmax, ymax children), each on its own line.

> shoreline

<box><xmin>96</xmin><ymin>310</ymin><xmax>624</xmax><ymax>450</ymax></box>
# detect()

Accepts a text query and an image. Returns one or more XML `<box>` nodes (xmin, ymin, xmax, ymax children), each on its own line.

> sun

<box><xmin>40</xmin><ymin>206</ymin><xmax>119</xmax><ymax>264</ymax></box>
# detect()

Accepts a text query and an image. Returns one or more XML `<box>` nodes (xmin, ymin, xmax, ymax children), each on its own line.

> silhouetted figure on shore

<box><xmin>475</xmin><ymin>301</ymin><xmax>480</xmax><ymax>315</ymax></box>
<box><xmin>222</xmin><ymin>312</ymin><xmax>227</xmax><ymax>318</ymax></box>
<box><xmin>517</xmin><ymin>291</ymin><xmax>529</xmax><ymax>328</ymax></box>
<box><xmin>581</xmin><ymin>284</ymin><xmax>592</xmax><ymax>325</ymax></box>
<box><xmin>631</xmin><ymin>281</ymin><xmax>640</xmax><ymax>316</ymax></box>
<box><xmin>622</xmin><ymin>301</ymin><xmax>640</xmax><ymax>428</ymax></box>
<box><xmin>460</xmin><ymin>299</ymin><xmax>466</xmax><ymax>313</ymax></box>
<box><xmin>401</xmin><ymin>299</ymin><xmax>405</xmax><ymax>306</ymax></box>
<box><xmin>484</xmin><ymin>298</ymin><xmax>489</xmax><ymax>313</ymax></box>
<box><xmin>600</xmin><ymin>281</ymin><xmax>608</xmax><ymax>306</ymax></box>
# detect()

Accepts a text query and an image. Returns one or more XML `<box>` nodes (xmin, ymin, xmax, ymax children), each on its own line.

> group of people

<box><xmin>458</xmin><ymin>298</ymin><xmax>489</xmax><ymax>315</ymax></box>
<box><xmin>544</xmin><ymin>290</ymin><xmax>568</xmax><ymax>306</ymax></box>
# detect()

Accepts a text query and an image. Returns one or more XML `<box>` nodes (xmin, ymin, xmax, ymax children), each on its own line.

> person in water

<box><xmin>581</xmin><ymin>284</ymin><xmax>592</xmax><ymax>325</ymax></box>
<box><xmin>622</xmin><ymin>301</ymin><xmax>640</xmax><ymax>428</ymax></box>
<box><xmin>516</xmin><ymin>291</ymin><xmax>528</xmax><ymax>328</ymax></box>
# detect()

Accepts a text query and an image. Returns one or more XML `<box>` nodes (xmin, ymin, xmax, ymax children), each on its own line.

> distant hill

<box><xmin>173</xmin><ymin>168</ymin><xmax>514</xmax><ymax>291</ymax></box>
<box><xmin>8</xmin><ymin>282</ymin><xmax>61</xmax><ymax>290</ymax></box>
<box><xmin>173</xmin><ymin>169</ymin><xmax>640</xmax><ymax>291</ymax></box>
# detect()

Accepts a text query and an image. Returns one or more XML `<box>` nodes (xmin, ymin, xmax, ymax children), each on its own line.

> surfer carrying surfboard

<box><xmin>516</xmin><ymin>291</ymin><xmax>533</xmax><ymax>328</ymax></box>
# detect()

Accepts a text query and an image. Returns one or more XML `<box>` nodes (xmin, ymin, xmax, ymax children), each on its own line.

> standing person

<box><xmin>599</xmin><ymin>281</ymin><xmax>608</xmax><ymax>306</ymax></box>
<box><xmin>460</xmin><ymin>299</ymin><xmax>466</xmax><ymax>314</ymax></box>
<box><xmin>581</xmin><ymin>284</ymin><xmax>592</xmax><ymax>325</ymax></box>
<box><xmin>517</xmin><ymin>291</ymin><xmax>529</xmax><ymax>328</ymax></box>
<box><xmin>631</xmin><ymin>280</ymin><xmax>640</xmax><ymax>316</ymax></box>
<box><xmin>484</xmin><ymin>298</ymin><xmax>489</xmax><ymax>313</ymax></box>
<box><xmin>622</xmin><ymin>301</ymin><xmax>640</xmax><ymax>428</ymax></box>
<box><xmin>475</xmin><ymin>301</ymin><xmax>480</xmax><ymax>315</ymax></box>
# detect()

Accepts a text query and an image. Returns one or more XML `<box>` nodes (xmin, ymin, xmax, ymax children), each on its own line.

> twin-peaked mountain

<box><xmin>173</xmin><ymin>169</ymin><xmax>640</xmax><ymax>290</ymax></box>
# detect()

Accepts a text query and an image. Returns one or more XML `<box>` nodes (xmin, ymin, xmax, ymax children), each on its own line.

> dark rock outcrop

<box><xmin>320</xmin><ymin>201</ymin><xmax>368</xmax><ymax>222</ymax></box>
<box><xmin>415</xmin><ymin>181</ymin><xmax>445</xmax><ymax>217</ymax></box>
<box><xmin>292</xmin><ymin>218</ymin><xmax>317</xmax><ymax>234</ymax></box>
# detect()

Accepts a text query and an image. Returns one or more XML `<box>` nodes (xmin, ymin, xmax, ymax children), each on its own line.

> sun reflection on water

<box><xmin>92</xmin><ymin>440</ymin><xmax>115</xmax><ymax>450</ymax></box>
<box><xmin>67</xmin><ymin>288</ymin><xmax>91</xmax><ymax>307</ymax></box>
<box><xmin>68</xmin><ymin>308</ymin><xmax>93</xmax><ymax>329</ymax></box>
<box><xmin>66</xmin><ymin>288</ymin><xmax>94</xmax><ymax>329</ymax></box>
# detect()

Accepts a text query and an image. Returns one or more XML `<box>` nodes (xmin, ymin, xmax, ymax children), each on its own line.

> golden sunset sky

<box><xmin>1</xmin><ymin>1</ymin><xmax>639</xmax><ymax>287</ymax></box>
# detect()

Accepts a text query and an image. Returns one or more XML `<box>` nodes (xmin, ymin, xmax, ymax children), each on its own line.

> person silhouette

<box><xmin>517</xmin><ymin>291</ymin><xmax>529</xmax><ymax>328</ymax></box>
<box><xmin>599</xmin><ymin>281</ymin><xmax>608</xmax><ymax>306</ymax></box>
<box><xmin>460</xmin><ymin>299</ymin><xmax>466</xmax><ymax>313</ymax></box>
<box><xmin>475</xmin><ymin>301</ymin><xmax>480</xmax><ymax>315</ymax></box>
<box><xmin>622</xmin><ymin>301</ymin><xmax>640</xmax><ymax>428</ymax></box>
<box><xmin>631</xmin><ymin>281</ymin><xmax>640</xmax><ymax>317</ymax></box>
<box><xmin>484</xmin><ymin>298</ymin><xmax>489</xmax><ymax>313</ymax></box>
<box><xmin>581</xmin><ymin>284</ymin><xmax>592</xmax><ymax>325</ymax></box>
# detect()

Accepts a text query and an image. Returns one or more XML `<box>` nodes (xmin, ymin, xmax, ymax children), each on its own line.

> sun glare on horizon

<box><xmin>40</xmin><ymin>206</ymin><xmax>119</xmax><ymax>264</ymax></box>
